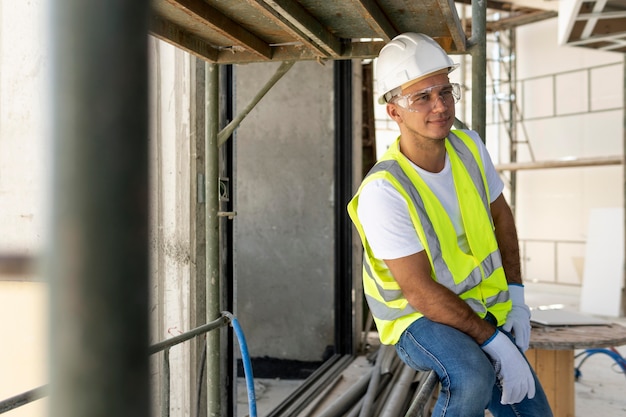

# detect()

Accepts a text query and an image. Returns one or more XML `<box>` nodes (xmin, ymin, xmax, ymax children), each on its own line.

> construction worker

<box><xmin>348</xmin><ymin>33</ymin><xmax>553</xmax><ymax>416</ymax></box>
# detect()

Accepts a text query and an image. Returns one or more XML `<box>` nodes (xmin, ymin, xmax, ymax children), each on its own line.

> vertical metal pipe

<box><xmin>205</xmin><ymin>63</ymin><xmax>222</xmax><ymax>417</ymax></box>
<box><xmin>509</xmin><ymin>29</ymin><xmax>518</xmax><ymax>216</ymax></box>
<box><xmin>48</xmin><ymin>2</ymin><xmax>151</xmax><ymax>417</ymax></box>
<box><xmin>163</xmin><ymin>349</ymin><xmax>171</xmax><ymax>417</ymax></box>
<box><xmin>470</xmin><ymin>0</ymin><xmax>487</xmax><ymax>141</ymax></box>
<box><xmin>623</xmin><ymin>55</ymin><xmax>626</xmax><ymax>316</ymax></box>
<box><xmin>334</xmin><ymin>59</ymin><xmax>355</xmax><ymax>355</ymax></box>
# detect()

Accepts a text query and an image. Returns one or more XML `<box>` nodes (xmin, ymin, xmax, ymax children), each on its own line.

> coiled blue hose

<box><xmin>575</xmin><ymin>347</ymin><xmax>626</xmax><ymax>381</ymax></box>
<box><xmin>228</xmin><ymin>313</ymin><xmax>257</xmax><ymax>417</ymax></box>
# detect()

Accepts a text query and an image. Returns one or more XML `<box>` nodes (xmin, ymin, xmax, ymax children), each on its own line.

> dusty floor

<box><xmin>238</xmin><ymin>283</ymin><xmax>626</xmax><ymax>417</ymax></box>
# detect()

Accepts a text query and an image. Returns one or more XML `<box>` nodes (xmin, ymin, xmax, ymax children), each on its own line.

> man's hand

<box><xmin>481</xmin><ymin>330</ymin><xmax>536</xmax><ymax>404</ymax></box>
<box><xmin>502</xmin><ymin>284</ymin><xmax>531</xmax><ymax>351</ymax></box>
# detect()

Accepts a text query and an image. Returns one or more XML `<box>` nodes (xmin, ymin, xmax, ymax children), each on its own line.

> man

<box><xmin>348</xmin><ymin>33</ymin><xmax>553</xmax><ymax>416</ymax></box>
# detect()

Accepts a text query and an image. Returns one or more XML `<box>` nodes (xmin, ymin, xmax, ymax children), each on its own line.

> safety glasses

<box><xmin>391</xmin><ymin>83</ymin><xmax>461</xmax><ymax>112</ymax></box>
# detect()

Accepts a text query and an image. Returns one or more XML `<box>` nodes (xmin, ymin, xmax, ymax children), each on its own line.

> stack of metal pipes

<box><xmin>306</xmin><ymin>345</ymin><xmax>438</xmax><ymax>417</ymax></box>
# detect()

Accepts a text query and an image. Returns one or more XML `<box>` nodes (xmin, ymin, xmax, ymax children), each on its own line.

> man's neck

<box><xmin>399</xmin><ymin>135</ymin><xmax>447</xmax><ymax>173</ymax></box>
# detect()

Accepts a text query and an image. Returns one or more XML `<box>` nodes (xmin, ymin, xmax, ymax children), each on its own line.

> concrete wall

<box><xmin>233</xmin><ymin>61</ymin><xmax>336</xmax><ymax>362</ymax></box>
<box><xmin>147</xmin><ymin>38</ymin><xmax>198</xmax><ymax>417</ymax></box>
<box><xmin>0</xmin><ymin>2</ymin><xmax>48</xmax><ymax>256</ymax></box>
<box><xmin>0</xmin><ymin>2</ymin><xmax>49</xmax><ymax>416</ymax></box>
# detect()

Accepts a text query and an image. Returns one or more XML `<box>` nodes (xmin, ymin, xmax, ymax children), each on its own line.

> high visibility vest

<box><xmin>347</xmin><ymin>130</ymin><xmax>511</xmax><ymax>345</ymax></box>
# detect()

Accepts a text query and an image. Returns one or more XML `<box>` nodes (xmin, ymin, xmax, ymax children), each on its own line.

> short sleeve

<box><xmin>356</xmin><ymin>179</ymin><xmax>424</xmax><ymax>259</ymax></box>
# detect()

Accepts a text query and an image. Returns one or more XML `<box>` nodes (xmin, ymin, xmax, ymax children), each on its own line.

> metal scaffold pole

<box><xmin>206</xmin><ymin>62</ymin><xmax>222</xmax><ymax>417</ymax></box>
<box><xmin>469</xmin><ymin>0</ymin><xmax>487</xmax><ymax>140</ymax></box>
<box><xmin>48</xmin><ymin>1</ymin><xmax>151</xmax><ymax>417</ymax></box>
<box><xmin>623</xmin><ymin>54</ymin><xmax>626</xmax><ymax>316</ymax></box>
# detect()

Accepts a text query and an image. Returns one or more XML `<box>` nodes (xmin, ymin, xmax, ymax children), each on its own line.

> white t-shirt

<box><xmin>357</xmin><ymin>130</ymin><xmax>504</xmax><ymax>260</ymax></box>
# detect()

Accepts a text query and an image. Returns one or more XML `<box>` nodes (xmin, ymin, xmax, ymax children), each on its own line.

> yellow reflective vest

<box><xmin>347</xmin><ymin>130</ymin><xmax>512</xmax><ymax>345</ymax></box>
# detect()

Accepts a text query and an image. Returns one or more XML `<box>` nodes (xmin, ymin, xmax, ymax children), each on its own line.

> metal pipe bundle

<box><xmin>311</xmin><ymin>346</ymin><xmax>438</xmax><ymax>417</ymax></box>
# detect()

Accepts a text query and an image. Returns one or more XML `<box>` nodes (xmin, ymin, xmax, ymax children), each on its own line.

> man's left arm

<box><xmin>490</xmin><ymin>194</ymin><xmax>522</xmax><ymax>285</ymax></box>
<box><xmin>491</xmin><ymin>194</ymin><xmax>531</xmax><ymax>351</ymax></box>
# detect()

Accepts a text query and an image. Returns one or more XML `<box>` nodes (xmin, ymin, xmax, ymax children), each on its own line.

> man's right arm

<box><xmin>384</xmin><ymin>251</ymin><xmax>496</xmax><ymax>344</ymax></box>
<box><xmin>387</xmin><ymin>250</ymin><xmax>536</xmax><ymax>405</ymax></box>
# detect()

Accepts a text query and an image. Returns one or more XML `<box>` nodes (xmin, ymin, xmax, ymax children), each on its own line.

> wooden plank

<box><xmin>527</xmin><ymin>349</ymin><xmax>575</xmax><ymax>417</ymax></box>
<box><xmin>530</xmin><ymin>323</ymin><xmax>626</xmax><ymax>350</ymax></box>
<box><xmin>251</xmin><ymin>0</ymin><xmax>343</xmax><ymax>58</ymax></box>
<box><xmin>554</xmin><ymin>350</ymin><xmax>575</xmax><ymax>417</ymax></box>
<box><xmin>162</xmin><ymin>0</ymin><xmax>273</xmax><ymax>60</ymax></box>
<box><xmin>150</xmin><ymin>15</ymin><xmax>219</xmax><ymax>62</ymax></box>
<box><xmin>436</xmin><ymin>0</ymin><xmax>467</xmax><ymax>52</ymax></box>
<box><xmin>352</xmin><ymin>0</ymin><xmax>398</xmax><ymax>42</ymax></box>
<box><xmin>534</xmin><ymin>350</ymin><xmax>557</xmax><ymax>412</ymax></box>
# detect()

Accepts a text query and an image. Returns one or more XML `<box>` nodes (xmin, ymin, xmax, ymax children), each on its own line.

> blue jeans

<box><xmin>395</xmin><ymin>317</ymin><xmax>553</xmax><ymax>417</ymax></box>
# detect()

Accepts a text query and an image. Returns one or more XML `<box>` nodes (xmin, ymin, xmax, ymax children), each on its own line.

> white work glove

<box><xmin>481</xmin><ymin>330</ymin><xmax>536</xmax><ymax>405</ymax></box>
<box><xmin>502</xmin><ymin>284</ymin><xmax>531</xmax><ymax>351</ymax></box>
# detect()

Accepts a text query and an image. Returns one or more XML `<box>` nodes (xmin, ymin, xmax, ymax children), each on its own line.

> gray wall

<box><xmin>234</xmin><ymin>61</ymin><xmax>336</xmax><ymax>361</ymax></box>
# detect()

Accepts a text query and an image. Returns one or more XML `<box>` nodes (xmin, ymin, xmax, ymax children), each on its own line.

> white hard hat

<box><xmin>376</xmin><ymin>33</ymin><xmax>459</xmax><ymax>104</ymax></box>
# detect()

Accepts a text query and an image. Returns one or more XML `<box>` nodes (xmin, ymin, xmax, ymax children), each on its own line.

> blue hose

<box><xmin>229</xmin><ymin>315</ymin><xmax>257</xmax><ymax>417</ymax></box>
<box><xmin>575</xmin><ymin>348</ymin><xmax>626</xmax><ymax>381</ymax></box>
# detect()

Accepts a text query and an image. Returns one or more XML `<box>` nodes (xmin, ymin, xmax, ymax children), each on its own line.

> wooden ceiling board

<box><xmin>150</xmin><ymin>0</ymin><xmax>562</xmax><ymax>64</ymax></box>
<box><xmin>150</xmin><ymin>0</ymin><xmax>468</xmax><ymax>63</ymax></box>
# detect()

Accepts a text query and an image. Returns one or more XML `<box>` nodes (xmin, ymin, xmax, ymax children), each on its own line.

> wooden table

<box><xmin>526</xmin><ymin>322</ymin><xmax>626</xmax><ymax>417</ymax></box>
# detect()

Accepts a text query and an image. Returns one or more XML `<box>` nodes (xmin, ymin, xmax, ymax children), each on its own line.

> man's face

<box><xmin>387</xmin><ymin>72</ymin><xmax>456</xmax><ymax>141</ymax></box>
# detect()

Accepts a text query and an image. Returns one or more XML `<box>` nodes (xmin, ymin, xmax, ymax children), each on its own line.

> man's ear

<box><xmin>386</xmin><ymin>103</ymin><xmax>403</xmax><ymax>124</ymax></box>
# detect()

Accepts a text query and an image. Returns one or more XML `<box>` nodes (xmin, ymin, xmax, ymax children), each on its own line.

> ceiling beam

<box><xmin>352</xmin><ymin>0</ymin><xmax>398</xmax><ymax>42</ymax></box>
<box><xmin>437</xmin><ymin>0</ymin><xmax>467</xmax><ymax>52</ymax></box>
<box><xmin>487</xmin><ymin>10</ymin><xmax>558</xmax><ymax>32</ymax></box>
<box><xmin>162</xmin><ymin>0</ymin><xmax>272</xmax><ymax>61</ymax></box>
<box><xmin>250</xmin><ymin>0</ymin><xmax>343</xmax><ymax>58</ymax></box>
<box><xmin>150</xmin><ymin>15</ymin><xmax>219</xmax><ymax>62</ymax></box>
<box><xmin>578</xmin><ymin>10</ymin><xmax>626</xmax><ymax>20</ymax></box>
<box><xmin>455</xmin><ymin>0</ymin><xmax>505</xmax><ymax>12</ymax></box>
<box><xmin>214</xmin><ymin>40</ymin><xmax>386</xmax><ymax>64</ymax></box>
<box><xmin>581</xmin><ymin>0</ymin><xmax>608</xmax><ymax>39</ymax></box>
<box><xmin>567</xmin><ymin>30</ymin><xmax>626</xmax><ymax>46</ymax></box>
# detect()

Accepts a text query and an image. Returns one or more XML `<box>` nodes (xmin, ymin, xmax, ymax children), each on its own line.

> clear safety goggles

<box><xmin>391</xmin><ymin>83</ymin><xmax>461</xmax><ymax>112</ymax></box>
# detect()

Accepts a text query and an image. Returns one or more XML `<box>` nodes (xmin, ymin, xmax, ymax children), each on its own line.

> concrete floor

<box><xmin>238</xmin><ymin>283</ymin><xmax>626</xmax><ymax>417</ymax></box>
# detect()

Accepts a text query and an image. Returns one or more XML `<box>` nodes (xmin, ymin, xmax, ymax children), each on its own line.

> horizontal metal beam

<box><xmin>578</xmin><ymin>10</ymin><xmax>626</xmax><ymax>20</ymax></box>
<box><xmin>214</xmin><ymin>40</ymin><xmax>385</xmax><ymax>64</ymax></box>
<box><xmin>495</xmin><ymin>155</ymin><xmax>623</xmax><ymax>171</ymax></box>
<box><xmin>565</xmin><ymin>30</ymin><xmax>626</xmax><ymax>47</ymax></box>
<box><xmin>148</xmin><ymin>314</ymin><xmax>230</xmax><ymax>354</ymax></box>
<box><xmin>487</xmin><ymin>10</ymin><xmax>558</xmax><ymax>32</ymax></box>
